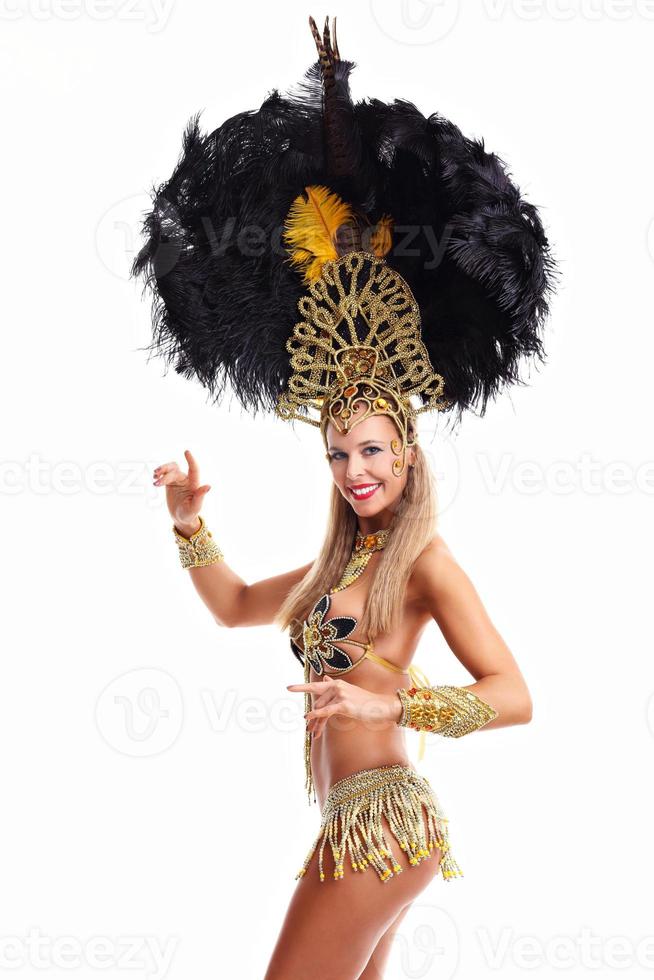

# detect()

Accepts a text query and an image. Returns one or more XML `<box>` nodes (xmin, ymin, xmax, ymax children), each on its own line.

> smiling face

<box><xmin>325</xmin><ymin>402</ymin><xmax>416</xmax><ymax>529</ymax></box>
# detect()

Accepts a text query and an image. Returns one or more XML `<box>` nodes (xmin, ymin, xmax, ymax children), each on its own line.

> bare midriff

<box><xmin>305</xmin><ymin>553</ymin><xmax>433</xmax><ymax>809</ymax></box>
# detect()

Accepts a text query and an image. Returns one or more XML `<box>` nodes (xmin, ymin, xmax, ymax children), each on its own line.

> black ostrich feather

<box><xmin>131</xmin><ymin>30</ymin><xmax>558</xmax><ymax>426</ymax></box>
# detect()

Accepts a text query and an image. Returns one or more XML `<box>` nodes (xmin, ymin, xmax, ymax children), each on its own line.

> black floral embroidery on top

<box><xmin>289</xmin><ymin>593</ymin><xmax>358</xmax><ymax>675</ymax></box>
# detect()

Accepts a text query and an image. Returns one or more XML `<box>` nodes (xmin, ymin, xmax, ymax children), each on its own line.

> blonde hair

<box><xmin>274</xmin><ymin>435</ymin><xmax>439</xmax><ymax>643</ymax></box>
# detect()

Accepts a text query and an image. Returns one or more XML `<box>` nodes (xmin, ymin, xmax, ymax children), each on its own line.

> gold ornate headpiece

<box><xmin>275</xmin><ymin>210</ymin><xmax>451</xmax><ymax>476</ymax></box>
<box><xmin>132</xmin><ymin>16</ymin><xmax>556</xmax><ymax>495</ymax></box>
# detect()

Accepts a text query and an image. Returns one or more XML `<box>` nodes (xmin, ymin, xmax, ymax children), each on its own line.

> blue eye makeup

<box><xmin>328</xmin><ymin>446</ymin><xmax>383</xmax><ymax>461</ymax></box>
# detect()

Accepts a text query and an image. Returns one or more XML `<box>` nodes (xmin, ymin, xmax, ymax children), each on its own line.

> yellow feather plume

<box><xmin>283</xmin><ymin>185</ymin><xmax>355</xmax><ymax>284</ymax></box>
<box><xmin>370</xmin><ymin>214</ymin><xmax>394</xmax><ymax>258</ymax></box>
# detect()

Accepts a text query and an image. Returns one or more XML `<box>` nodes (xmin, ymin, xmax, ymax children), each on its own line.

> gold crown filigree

<box><xmin>275</xmin><ymin>251</ymin><xmax>451</xmax><ymax>476</ymax></box>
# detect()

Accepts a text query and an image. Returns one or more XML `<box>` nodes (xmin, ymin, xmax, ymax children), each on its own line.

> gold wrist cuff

<box><xmin>396</xmin><ymin>685</ymin><xmax>498</xmax><ymax>738</ymax></box>
<box><xmin>172</xmin><ymin>515</ymin><xmax>224</xmax><ymax>569</ymax></box>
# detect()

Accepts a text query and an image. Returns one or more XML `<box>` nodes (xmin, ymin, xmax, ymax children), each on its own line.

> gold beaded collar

<box><xmin>331</xmin><ymin>526</ymin><xmax>391</xmax><ymax>594</ymax></box>
<box><xmin>353</xmin><ymin>527</ymin><xmax>391</xmax><ymax>553</ymax></box>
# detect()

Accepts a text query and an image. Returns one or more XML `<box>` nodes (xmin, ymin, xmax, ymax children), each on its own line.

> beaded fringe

<box><xmin>303</xmin><ymin>656</ymin><xmax>316</xmax><ymax>805</ymax></box>
<box><xmin>295</xmin><ymin>765</ymin><xmax>464</xmax><ymax>883</ymax></box>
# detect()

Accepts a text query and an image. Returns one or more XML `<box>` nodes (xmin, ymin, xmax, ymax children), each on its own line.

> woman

<box><xmin>137</xmin><ymin>15</ymin><xmax>556</xmax><ymax>979</ymax></box>
<box><xmin>152</xmin><ymin>410</ymin><xmax>531</xmax><ymax>978</ymax></box>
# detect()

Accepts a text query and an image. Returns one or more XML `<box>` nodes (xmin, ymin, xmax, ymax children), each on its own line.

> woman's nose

<box><xmin>346</xmin><ymin>455</ymin><xmax>365</xmax><ymax>480</ymax></box>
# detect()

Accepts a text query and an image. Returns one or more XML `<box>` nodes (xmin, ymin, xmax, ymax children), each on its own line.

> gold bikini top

<box><xmin>290</xmin><ymin>590</ymin><xmax>404</xmax><ymax>676</ymax></box>
<box><xmin>291</xmin><ymin>527</ymin><xmax>433</xmax><ymax>803</ymax></box>
<box><xmin>290</xmin><ymin>527</ymin><xmax>400</xmax><ymax>676</ymax></box>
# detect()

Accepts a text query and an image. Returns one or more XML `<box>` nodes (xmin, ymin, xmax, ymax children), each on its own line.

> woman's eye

<box><xmin>329</xmin><ymin>446</ymin><xmax>382</xmax><ymax>461</ymax></box>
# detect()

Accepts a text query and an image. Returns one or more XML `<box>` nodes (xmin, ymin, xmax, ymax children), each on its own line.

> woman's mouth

<box><xmin>348</xmin><ymin>482</ymin><xmax>382</xmax><ymax>500</ymax></box>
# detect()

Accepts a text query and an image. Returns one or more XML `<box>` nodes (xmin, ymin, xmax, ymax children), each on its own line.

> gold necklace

<box><xmin>330</xmin><ymin>527</ymin><xmax>391</xmax><ymax>593</ymax></box>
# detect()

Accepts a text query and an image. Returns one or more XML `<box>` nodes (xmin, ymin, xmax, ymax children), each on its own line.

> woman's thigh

<box><xmin>264</xmin><ymin>811</ymin><xmax>442</xmax><ymax>980</ymax></box>
<box><xmin>357</xmin><ymin>903</ymin><xmax>412</xmax><ymax>980</ymax></box>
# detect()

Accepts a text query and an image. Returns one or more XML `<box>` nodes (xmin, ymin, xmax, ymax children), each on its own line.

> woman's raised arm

<box><xmin>184</xmin><ymin>559</ymin><xmax>314</xmax><ymax>628</ymax></box>
<box><xmin>153</xmin><ymin>449</ymin><xmax>313</xmax><ymax>629</ymax></box>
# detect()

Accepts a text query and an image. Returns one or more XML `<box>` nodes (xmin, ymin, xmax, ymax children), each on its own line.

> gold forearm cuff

<box><xmin>396</xmin><ymin>685</ymin><xmax>498</xmax><ymax>738</ymax></box>
<box><xmin>172</xmin><ymin>515</ymin><xmax>224</xmax><ymax>569</ymax></box>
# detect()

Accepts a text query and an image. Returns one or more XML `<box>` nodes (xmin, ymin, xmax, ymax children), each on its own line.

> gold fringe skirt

<box><xmin>295</xmin><ymin>764</ymin><xmax>464</xmax><ymax>883</ymax></box>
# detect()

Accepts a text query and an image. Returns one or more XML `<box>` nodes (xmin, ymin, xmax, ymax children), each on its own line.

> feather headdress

<box><xmin>132</xmin><ymin>14</ymin><xmax>558</xmax><ymax>467</ymax></box>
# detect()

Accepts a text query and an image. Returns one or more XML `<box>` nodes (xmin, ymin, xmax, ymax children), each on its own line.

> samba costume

<box><xmin>132</xmin><ymin>15</ymin><xmax>557</xmax><ymax>884</ymax></box>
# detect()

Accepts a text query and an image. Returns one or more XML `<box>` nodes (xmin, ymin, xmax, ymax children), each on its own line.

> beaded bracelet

<box><xmin>396</xmin><ymin>685</ymin><xmax>498</xmax><ymax>738</ymax></box>
<box><xmin>172</xmin><ymin>515</ymin><xmax>224</xmax><ymax>570</ymax></box>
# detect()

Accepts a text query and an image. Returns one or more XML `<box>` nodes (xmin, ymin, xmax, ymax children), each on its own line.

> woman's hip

<box><xmin>295</xmin><ymin>762</ymin><xmax>464</xmax><ymax>884</ymax></box>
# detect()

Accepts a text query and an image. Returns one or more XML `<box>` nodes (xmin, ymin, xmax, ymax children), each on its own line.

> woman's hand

<box><xmin>152</xmin><ymin>449</ymin><xmax>212</xmax><ymax>536</ymax></box>
<box><xmin>286</xmin><ymin>675</ymin><xmax>399</xmax><ymax>738</ymax></box>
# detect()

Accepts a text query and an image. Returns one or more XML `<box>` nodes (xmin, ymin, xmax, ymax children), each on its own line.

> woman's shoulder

<box><xmin>408</xmin><ymin>533</ymin><xmax>456</xmax><ymax>595</ymax></box>
<box><xmin>415</xmin><ymin>532</ymin><xmax>452</xmax><ymax>565</ymax></box>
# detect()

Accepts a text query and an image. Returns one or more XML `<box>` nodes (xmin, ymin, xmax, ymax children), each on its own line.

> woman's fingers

<box><xmin>290</xmin><ymin>676</ymin><xmax>349</xmax><ymax>738</ymax></box>
<box><xmin>152</xmin><ymin>461</ymin><xmax>178</xmax><ymax>483</ymax></box>
<box><xmin>184</xmin><ymin>449</ymin><xmax>200</xmax><ymax>486</ymax></box>
<box><xmin>311</xmin><ymin>676</ymin><xmax>338</xmax><ymax>695</ymax></box>
<box><xmin>154</xmin><ymin>465</ymin><xmax>184</xmax><ymax>486</ymax></box>
<box><xmin>307</xmin><ymin>702</ymin><xmax>342</xmax><ymax>738</ymax></box>
<box><xmin>307</xmin><ymin>699</ymin><xmax>344</xmax><ymax>735</ymax></box>
<box><xmin>307</xmin><ymin>702</ymin><xmax>343</xmax><ymax>721</ymax></box>
<box><xmin>310</xmin><ymin>681</ymin><xmax>340</xmax><ymax>710</ymax></box>
<box><xmin>287</xmin><ymin>677</ymin><xmax>340</xmax><ymax>694</ymax></box>
<box><xmin>153</xmin><ymin>451</ymin><xmax>200</xmax><ymax>488</ymax></box>
<box><xmin>308</xmin><ymin>698</ymin><xmax>336</xmax><ymax>734</ymax></box>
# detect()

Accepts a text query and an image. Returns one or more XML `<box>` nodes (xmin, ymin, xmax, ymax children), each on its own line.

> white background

<box><xmin>3</xmin><ymin>0</ymin><xmax>653</xmax><ymax>977</ymax></box>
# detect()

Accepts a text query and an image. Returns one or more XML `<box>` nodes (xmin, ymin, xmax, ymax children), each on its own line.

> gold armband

<box><xmin>172</xmin><ymin>515</ymin><xmax>224</xmax><ymax>569</ymax></box>
<box><xmin>396</xmin><ymin>685</ymin><xmax>498</xmax><ymax>738</ymax></box>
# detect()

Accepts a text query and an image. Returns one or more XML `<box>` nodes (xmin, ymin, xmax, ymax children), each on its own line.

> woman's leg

<box><xmin>264</xmin><ymin>811</ymin><xmax>442</xmax><ymax>980</ymax></box>
<box><xmin>356</xmin><ymin>902</ymin><xmax>412</xmax><ymax>979</ymax></box>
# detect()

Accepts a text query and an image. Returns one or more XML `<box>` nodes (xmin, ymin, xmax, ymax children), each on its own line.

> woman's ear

<box><xmin>407</xmin><ymin>427</ymin><xmax>417</xmax><ymax>468</ymax></box>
